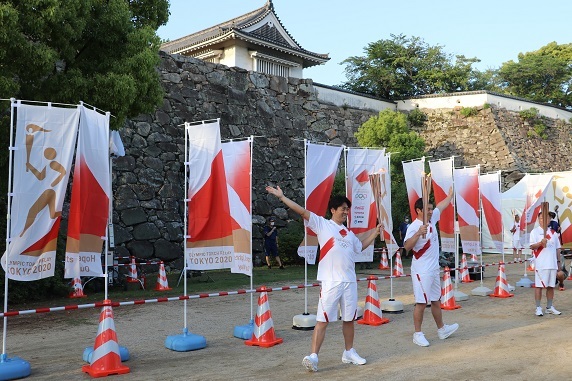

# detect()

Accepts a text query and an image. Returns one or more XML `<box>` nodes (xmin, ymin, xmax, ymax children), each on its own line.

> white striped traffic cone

<box><xmin>126</xmin><ymin>256</ymin><xmax>139</xmax><ymax>283</ymax></box>
<box><xmin>82</xmin><ymin>301</ymin><xmax>130</xmax><ymax>377</ymax></box>
<box><xmin>357</xmin><ymin>277</ymin><xmax>389</xmax><ymax>326</ymax></box>
<box><xmin>460</xmin><ymin>254</ymin><xmax>474</xmax><ymax>283</ymax></box>
<box><xmin>393</xmin><ymin>250</ymin><xmax>404</xmax><ymax>277</ymax></box>
<box><xmin>155</xmin><ymin>261</ymin><xmax>172</xmax><ymax>291</ymax></box>
<box><xmin>245</xmin><ymin>286</ymin><xmax>283</xmax><ymax>347</ymax></box>
<box><xmin>69</xmin><ymin>277</ymin><xmax>87</xmax><ymax>298</ymax></box>
<box><xmin>471</xmin><ymin>253</ymin><xmax>478</xmax><ymax>262</ymax></box>
<box><xmin>378</xmin><ymin>247</ymin><xmax>389</xmax><ymax>270</ymax></box>
<box><xmin>490</xmin><ymin>262</ymin><xmax>514</xmax><ymax>298</ymax></box>
<box><xmin>441</xmin><ymin>267</ymin><xmax>461</xmax><ymax>310</ymax></box>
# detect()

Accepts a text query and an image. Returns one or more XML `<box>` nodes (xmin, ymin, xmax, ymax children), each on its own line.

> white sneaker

<box><xmin>342</xmin><ymin>348</ymin><xmax>366</xmax><ymax>365</ymax></box>
<box><xmin>302</xmin><ymin>354</ymin><xmax>318</xmax><ymax>372</ymax></box>
<box><xmin>438</xmin><ymin>323</ymin><xmax>459</xmax><ymax>340</ymax></box>
<box><xmin>546</xmin><ymin>306</ymin><xmax>562</xmax><ymax>315</ymax></box>
<box><xmin>413</xmin><ymin>332</ymin><xmax>430</xmax><ymax>347</ymax></box>
<box><xmin>535</xmin><ymin>306</ymin><xmax>544</xmax><ymax>316</ymax></box>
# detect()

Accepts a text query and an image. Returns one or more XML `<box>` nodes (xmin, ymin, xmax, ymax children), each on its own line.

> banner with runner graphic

<box><xmin>453</xmin><ymin>166</ymin><xmax>481</xmax><ymax>255</ymax></box>
<box><xmin>2</xmin><ymin>102</ymin><xmax>79</xmax><ymax>281</ymax></box>
<box><xmin>520</xmin><ymin>173</ymin><xmax>553</xmax><ymax>244</ymax></box>
<box><xmin>402</xmin><ymin>158</ymin><xmax>425</xmax><ymax>222</ymax></box>
<box><xmin>480</xmin><ymin>172</ymin><xmax>503</xmax><ymax>253</ymax></box>
<box><xmin>186</xmin><ymin>120</ymin><xmax>234</xmax><ymax>270</ymax></box>
<box><xmin>64</xmin><ymin>106</ymin><xmax>110</xmax><ymax>278</ymax></box>
<box><xmin>429</xmin><ymin>158</ymin><xmax>455</xmax><ymax>252</ymax></box>
<box><xmin>299</xmin><ymin>142</ymin><xmax>343</xmax><ymax>265</ymax></box>
<box><xmin>222</xmin><ymin>138</ymin><xmax>252</xmax><ymax>276</ymax></box>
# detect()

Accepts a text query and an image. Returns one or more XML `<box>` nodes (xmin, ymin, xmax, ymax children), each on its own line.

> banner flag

<box><xmin>551</xmin><ymin>173</ymin><xmax>572</xmax><ymax>245</ymax></box>
<box><xmin>223</xmin><ymin>138</ymin><xmax>252</xmax><ymax>276</ymax></box>
<box><xmin>378</xmin><ymin>154</ymin><xmax>397</xmax><ymax>247</ymax></box>
<box><xmin>64</xmin><ymin>106</ymin><xmax>110</xmax><ymax>278</ymax></box>
<box><xmin>402</xmin><ymin>158</ymin><xmax>425</xmax><ymax>221</ymax></box>
<box><xmin>521</xmin><ymin>174</ymin><xmax>553</xmax><ymax>244</ymax></box>
<box><xmin>429</xmin><ymin>158</ymin><xmax>455</xmax><ymax>252</ymax></box>
<box><xmin>299</xmin><ymin>142</ymin><xmax>343</xmax><ymax>264</ymax></box>
<box><xmin>454</xmin><ymin>166</ymin><xmax>481</xmax><ymax>255</ymax></box>
<box><xmin>480</xmin><ymin>172</ymin><xmax>503</xmax><ymax>253</ymax></box>
<box><xmin>2</xmin><ymin>103</ymin><xmax>79</xmax><ymax>281</ymax></box>
<box><xmin>347</xmin><ymin>148</ymin><xmax>384</xmax><ymax>262</ymax></box>
<box><xmin>186</xmin><ymin>120</ymin><xmax>234</xmax><ymax>270</ymax></box>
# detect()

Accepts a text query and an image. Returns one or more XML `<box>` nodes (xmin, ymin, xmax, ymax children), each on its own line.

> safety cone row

<box><xmin>154</xmin><ymin>261</ymin><xmax>172</xmax><ymax>291</ymax></box>
<box><xmin>460</xmin><ymin>254</ymin><xmax>474</xmax><ymax>283</ymax></box>
<box><xmin>393</xmin><ymin>250</ymin><xmax>404</xmax><ymax>277</ymax></box>
<box><xmin>378</xmin><ymin>247</ymin><xmax>389</xmax><ymax>270</ymax></box>
<box><xmin>126</xmin><ymin>256</ymin><xmax>139</xmax><ymax>283</ymax></box>
<box><xmin>245</xmin><ymin>287</ymin><xmax>283</xmax><ymax>347</ymax></box>
<box><xmin>82</xmin><ymin>301</ymin><xmax>130</xmax><ymax>377</ymax></box>
<box><xmin>69</xmin><ymin>277</ymin><xmax>87</xmax><ymax>298</ymax></box>
<box><xmin>357</xmin><ymin>278</ymin><xmax>389</xmax><ymax>326</ymax></box>
<box><xmin>490</xmin><ymin>262</ymin><xmax>514</xmax><ymax>298</ymax></box>
<box><xmin>440</xmin><ymin>267</ymin><xmax>461</xmax><ymax>310</ymax></box>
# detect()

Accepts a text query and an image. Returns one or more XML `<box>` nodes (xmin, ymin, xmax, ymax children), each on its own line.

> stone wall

<box><xmin>112</xmin><ymin>52</ymin><xmax>572</xmax><ymax>266</ymax></box>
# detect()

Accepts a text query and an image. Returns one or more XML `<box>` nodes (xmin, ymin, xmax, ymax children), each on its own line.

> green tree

<box><xmin>498</xmin><ymin>42</ymin><xmax>572</xmax><ymax>108</ymax></box>
<box><xmin>341</xmin><ymin>34</ymin><xmax>481</xmax><ymax>99</ymax></box>
<box><xmin>355</xmin><ymin>108</ymin><xmax>425</xmax><ymax>233</ymax></box>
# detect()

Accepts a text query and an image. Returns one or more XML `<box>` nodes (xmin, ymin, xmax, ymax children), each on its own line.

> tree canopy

<box><xmin>0</xmin><ymin>0</ymin><xmax>170</xmax><ymax>128</ymax></box>
<box><xmin>341</xmin><ymin>34</ymin><xmax>481</xmax><ymax>99</ymax></box>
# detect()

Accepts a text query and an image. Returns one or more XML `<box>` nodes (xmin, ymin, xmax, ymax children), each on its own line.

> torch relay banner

<box><xmin>2</xmin><ymin>103</ymin><xmax>79</xmax><ymax>281</ymax></box>
<box><xmin>402</xmin><ymin>158</ymin><xmax>425</xmax><ymax>221</ymax></box>
<box><xmin>453</xmin><ymin>166</ymin><xmax>481</xmax><ymax>255</ymax></box>
<box><xmin>429</xmin><ymin>158</ymin><xmax>455</xmax><ymax>252</ymax></box>
<box><xmin>299</xmin><ymin>142</ymin><xmax>343</xmax><ymax>265</ymax></box>
<box><xmin>346</xmin><ymin>148</ymin><xmax>384</xmax><ymax>262</ymax></box>
<box><xmin>480</xmin><ymin>172</ymin><xmax>503</xmax><ymax>253</ymax></box>
<box><xmin>186</xmin><ymin>120</ymin><xmax>234</xmax><ymax>270</ymax></box>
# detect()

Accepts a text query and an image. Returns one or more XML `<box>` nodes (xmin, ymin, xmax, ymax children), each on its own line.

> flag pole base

<box><xmin>83</xmin><ymin>346</ymin><xmax>130</xmax><ymax>363</ymax></box>
<box><xmin>516</xmin><ymin>275</ymin><xmax>534</xmax><ymax>288</ymax></box>
<box><xmin>292</xmin><ymin>313</ymin><xmax>316</xmax><ymax>330</ymax></box>
<box><xmin>453</xmin><ymin>290</ymin><xmax>469</xmax><ymax>301</ymax></box>
<box><xmin>0</xmin><ymin>354</ymin><xmax>31</xmax><ymax>381</ymax></box>
<box><xmin>233</xmin><ymin>319</ymin><xmax>254</xmax><ymax>339</ymax></box>
<box><xmin>471</xmin><ymin>286</ymin><xmax>493</xmax><ymax>296</ymax></box>
<box><xmin>381</xmin><ymin>299</ymin><xmax>404</xmax><ymax>313</ymax></box>
<box><xmin>165</xmin><ymin>328</ymin><xmax>207</xmax><ymax>352</ymax></box>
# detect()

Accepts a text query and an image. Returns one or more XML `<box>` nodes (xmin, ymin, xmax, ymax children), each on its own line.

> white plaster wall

<box><xmin>313</xmin><ymin>84</ymin><xmax>396</xmax><ymax>111</ymax></box>
<box><xmin>219</xmin><ymin>46</ymin><xmax>254</xmax><ymax>71</ymax></box>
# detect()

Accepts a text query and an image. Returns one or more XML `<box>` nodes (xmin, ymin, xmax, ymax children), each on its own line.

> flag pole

<box><xmin>249</xmin><ymin>136</ymin><xmax>254</xmax><ymax>321</ymax></box>
<box><xmin>303</xmin><ymin>139</ymin><xmax>308</xmax><ymax>315</ymax></box>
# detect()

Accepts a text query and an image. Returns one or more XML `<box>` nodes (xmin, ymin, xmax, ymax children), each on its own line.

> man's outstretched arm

<box><xmin>266</xmin><ymin>185</ymin><xmax>310</xmax><ymax>221</ymax></box>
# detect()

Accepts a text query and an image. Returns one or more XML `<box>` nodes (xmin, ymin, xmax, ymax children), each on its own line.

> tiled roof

<box><xmin>160</xmin><ymin>0</ymin><xmax>329</xmax><ymax>64</ymax></box>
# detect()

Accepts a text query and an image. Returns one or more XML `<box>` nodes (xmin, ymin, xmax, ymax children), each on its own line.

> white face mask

<box><xmin>270</xmin><ymin>222</ymin><xmax>275</xmax><ymax>226</ymax></box>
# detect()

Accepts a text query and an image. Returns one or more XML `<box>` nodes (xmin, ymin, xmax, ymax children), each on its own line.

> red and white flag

<box><xmin>402</xmin><ymin>158</ymin><xmax>425</xmax><ymax>221</ymax></box>
<box><xmin>480</xmin><ymin>172</ymin><xmax>503</xmax><ymax>253</ymax></box>
<box><xmin>551</xmin><ymin>173</ymin><xmax>572</xmax><ymax>244</ymax></box>
<box><xmin>429</xmin><ymin>158</ymin><xmax>455</xmax><ymax>252</ymax></box>
<box><xmin>222</xmin><ymin>138</ymin><xmax>252</xmax><ymax>276</ymax></box>
<box><xmin>299</xmin><ymin>142</ymin><xmax>343</xmax><ymax>264</ymax></box>
<box><xmin>64</xmin><ymin>106</ymin><xmax>110</xmax><ymax>278</ymax></box>
<box><xmin>454</xmin><ymin>166</ymin><xmax>481</xmax><ymax>255</ymax></box>
<box><xmin>346</xmin><ymin>148</ymin><xmax>384</xmax><ymax>262</ymax></box>
<box><xmin>186</xmin><ymin>120</ymin><xmax>234</xmax><ymax>270</ymax></box>
<box><xmin>521</xmin><ymin>174</ymin><xmax>552</xmax><ymax>242</ymax></box>
<box><xmin>378</xmin><ymin>154</ymin><xmax>397</xmax><ymax>247</ymax></box>
<box><xmin>2</xmin><ymin>102</ymin><xmax>79</xmax><ymax>281</ymax></box>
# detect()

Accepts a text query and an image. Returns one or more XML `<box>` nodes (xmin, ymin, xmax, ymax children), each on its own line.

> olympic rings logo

<box><xmin>354</xmin><ymin>193</ymin><xmax>368</xmax><ymax>200</ymax></box>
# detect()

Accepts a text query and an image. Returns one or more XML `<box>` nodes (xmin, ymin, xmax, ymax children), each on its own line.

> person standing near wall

<box><xmin>511</xmin><ymin>214</ymin><xmax>523</xmax><ymax>262</ymax></box>
<box><xmin>263</xmin><ymin>216</ymin><xmax>284</xmax><ymax>269</ymax></box>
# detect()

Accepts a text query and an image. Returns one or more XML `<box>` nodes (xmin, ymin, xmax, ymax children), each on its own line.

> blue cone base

<box><xmin>82</xmin><ymin>346</ymin><xmax>130</xmax><ymax>363</ymax></box>
<box><xmin>233</xmin><ymin>320</ymin><xmax>254</xmax><ymax>340</ymax></box>
<box><xmin>0</xmin><ymin>354</ymin><xmax>31</xmax><ymax>381</ymax></box>
<box><xmin>165</xmin><ymin>328</ymin><xmax>207</xmax><ymax>352</ymax></box>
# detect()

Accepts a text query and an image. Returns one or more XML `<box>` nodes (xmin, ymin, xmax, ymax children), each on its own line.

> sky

<box><xmin>158</xmin><ymin>0</ymin><xmax>572</xmax><ymax>87</ymax></box>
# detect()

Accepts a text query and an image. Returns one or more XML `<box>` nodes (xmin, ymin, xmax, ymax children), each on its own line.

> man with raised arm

<box><xmin>266</xmin><ymin>185</ymin><xmax>381</xmax><ymax>372</ymax></box>
<box><xmin>404</xmin><ymin>188</ymin><xmax>459</xmax><ymax>347</ymax></box>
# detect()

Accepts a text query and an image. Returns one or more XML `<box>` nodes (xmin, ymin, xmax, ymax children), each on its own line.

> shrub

<box><xmin>527</xmin><ymin>122</ymin><xmax>548</xmax><ymax>139</ymax></box>
<box><xmin>519</xmin><ymin>107</ymin><xmax>539</xmax><ymax>120</ymax></box>
<box><xmin>483</xmin><ymin>103</ymin><xmax>491</xmax><ymax>109</ymax></box>
<box><xmin>407</xmin><ymin>108</ymin><xmax>427</xmax><ymax>127</ymax></box>
<box><xmin>278</xmin><ymin>220</ymin><xmax>305</xmax><ymax>265</ymax></box>
<box><xmin>459</xmin><ymin>106</ymin><xmax>478</xmax><ymax>117</ymax></box>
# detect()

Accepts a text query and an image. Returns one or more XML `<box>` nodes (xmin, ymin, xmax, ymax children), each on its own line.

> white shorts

<box><xmin>535</xmin><ymin>269</ymin><xmax>557</xmax><ymax>288</ymax></box>
<box><xmin>412</xmin><ymin>270</ymin><xmax>441</xmax><ymax>304</ymax></box>
<box><xmin>316</xmin><ymin>281</ymin><xmax>358</xmax><ymax>322</ymax></box>
<box><xmin>512</xmin><ymin>238</ymin><xmax>521</xmax><ymax>249</ymax></box>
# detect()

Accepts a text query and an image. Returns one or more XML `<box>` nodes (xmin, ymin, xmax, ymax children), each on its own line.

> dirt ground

<box><xmin>3</xmin><ymin>254</ymin><xmax>572</xmax><ymax>381</ymax></box>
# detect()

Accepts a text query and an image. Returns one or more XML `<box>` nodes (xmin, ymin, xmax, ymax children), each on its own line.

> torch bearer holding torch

<box><xmin>421</xmin><ymin>173</ymin><xmax>432</xmax><ymax>238</ymax></box>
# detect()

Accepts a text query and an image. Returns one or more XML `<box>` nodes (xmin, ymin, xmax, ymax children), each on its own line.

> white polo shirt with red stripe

<box><xmin>405</xmin><ymin>208</ymin><xmax>441</xmax><ymax>274</ymax></box>
<box><xmin>529</xmin><ymin>226</ymin><xmax>560</xmax><ymax>270</ymax></box>
<box><xmin>305</xmin><ymin>212</ymin><xmax>362</xmax><ymax>282</ymax></box>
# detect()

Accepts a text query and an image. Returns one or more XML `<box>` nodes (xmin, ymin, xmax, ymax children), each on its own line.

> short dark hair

<box><xmin>414</xmin><ymin>198</ymin><xmax>423</xmax><ymax>213</ymax></box>
<box><xmin>328</xmin><ymin>195</ymin><xmax>351</xmax><ymax>211</ymax></box>
<box><xmin>549</xmin><ymin>211</ymin><xmax>556</xmax><ymax>219</ymax></box>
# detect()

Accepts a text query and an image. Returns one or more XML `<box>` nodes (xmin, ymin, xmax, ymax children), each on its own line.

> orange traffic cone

<box><xmin>440</xmin><ymin>267</ymin><xmax>461</xmax><ymax>310</ymax></box>
<box><xmin>393</xmin><ymin>250</ymin><xmax>404</xmax><ymax>277</ymax></box>
<box><xmin>470</xmin><ymin>253</ymin><xmax>478</xmax><ymax>262</ymax></box>
<box><xmin>82</xmin><ymin>301</ymin><xmax>130</xmax><ymax>377</ymax></box>
<box><xmin>245</xmin><ymin>287</ymin><xmax>283</xmax><ymax>347</ymax></box>
<box><xmin>378</xmin><ymin>247</ymin><xmax>389</xmax><ymax>270</ymax></box>
<box><xmin>154</xmin><ymin>261</ymin><xmax>172</xmax><ymax>291</ymax></box>
<box><xmin>460</xmin><ymin>254</ymin><xmax>474</xmax><ymax>283</ymax></box>
<box><xmin>490</xmin><ymin>262</ymin><xmax>514</xmax><ymax>298</ymax></box>
<box><xmin>527</xmin><ymin>258</ymin><xmax>535</xmax><ymax>272</ymax></box>
<box><xmin>126</xmin><ymin>256</ymin><xmax>139</xmax><ymax>283</ymax></box>
<box><xmin>357</xmin><ymin>277</ymin><xmax>389</xmax><ymax>326</ymax></box>
<box><xmin>69</xmin><ymin>277</ymin><xmax>87</xmax><ymax>298</ymax></box>
<box><xmin>567</xmin><ymin>263</ymin><xmax>572</xmax><ymax>281</ymax></box>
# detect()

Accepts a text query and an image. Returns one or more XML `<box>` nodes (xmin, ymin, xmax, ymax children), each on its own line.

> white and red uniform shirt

<box><xmin>404</xmin><ymin>208</ymin><xmax>442</xmax><ymax>274</ymax></box>
<box><xmin>305</xmin><ymin>212</ymin><xmax>362</xmax><ymax>282</ymax></box>
<box><xmin>529</xmin><ymin>226</ymin><xmax>560</xmax><ymax>270</ymax></box>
